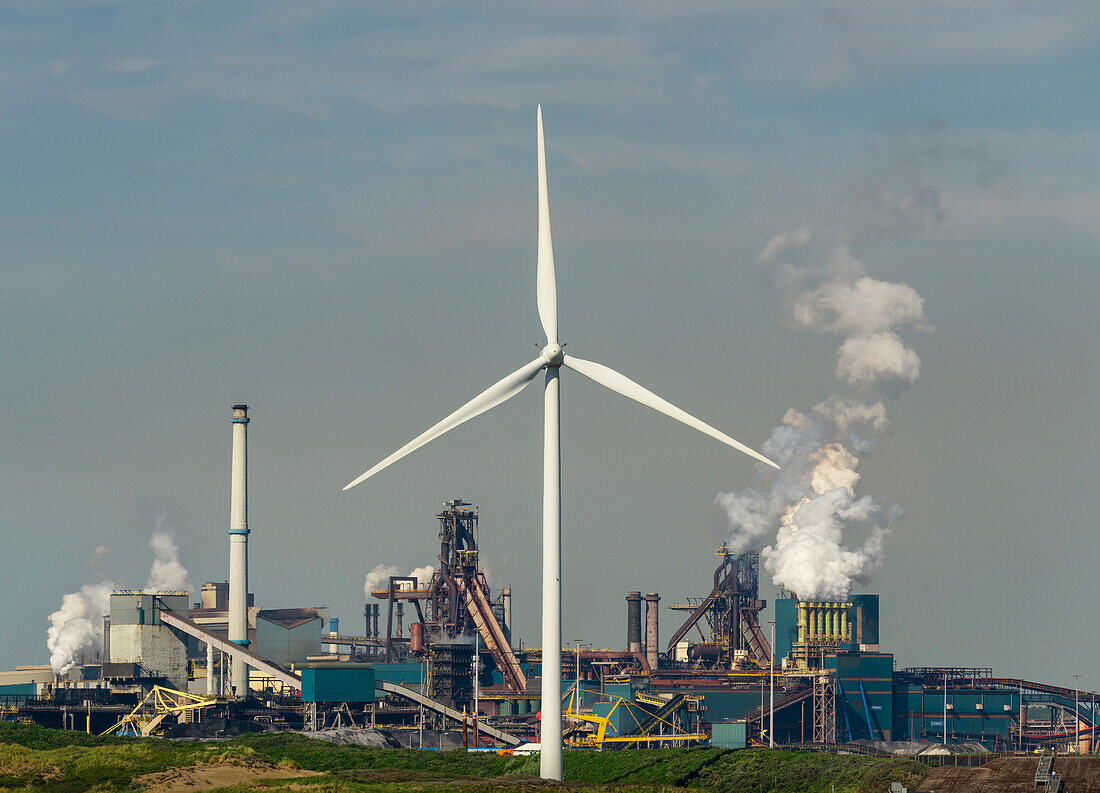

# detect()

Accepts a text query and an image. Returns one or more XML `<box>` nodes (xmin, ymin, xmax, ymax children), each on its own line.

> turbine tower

<box><xmin>344</xmin><ymin>107</ymin><xmax>778</xmax><ymax>780</ymax></box>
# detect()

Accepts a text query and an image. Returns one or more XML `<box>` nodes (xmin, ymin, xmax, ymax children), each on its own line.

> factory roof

<box><xmin>257</xmin><ymin>608</ymin><xmax>324</xmax><ymax>629</ymax></box>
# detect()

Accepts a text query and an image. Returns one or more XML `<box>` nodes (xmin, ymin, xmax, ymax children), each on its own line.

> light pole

<box><xmin>943</xmin><ymin>672</ymin><xmax>948</xmax><ymax>747</ymax></box>
<box><xmin>571</xmin><ymin>639</ymin><xmax>585</xmax><ymax>713</ymax></box>
<box><xmin>768</xmin><ymin>620</ymin><xmax>776</xmax><ymax>748</ymax></box>
<box><xmin>1074</xmin><ymin>674</ymin><xmax>1081</xmax><ymax>753</ymax></box>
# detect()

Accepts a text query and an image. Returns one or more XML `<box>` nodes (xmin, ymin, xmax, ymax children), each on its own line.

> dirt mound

<box><xmin>136</xmin><ymin>760</ymin><xmax>318</xmax><ymax>792</ymax></box>
<box><xmin>923</xmin><ymin>756</ymin><xmax>1100</xmax><ymax>793</ymax></box>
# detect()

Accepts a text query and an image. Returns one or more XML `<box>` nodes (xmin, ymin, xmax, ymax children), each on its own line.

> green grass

<box><xmin>0</xmin><ymin>723</ymin><xmax>930</xmax><ymax>793</ymax></box>
<box><xmin>0</xmin><ymin>724</ymin><xmax>261</xmax><ymax>792</ymax></box>
<box><xmin>691</xmin><ymin>750</ymin><xmax>928</xmax><ymax>793</ymax></box>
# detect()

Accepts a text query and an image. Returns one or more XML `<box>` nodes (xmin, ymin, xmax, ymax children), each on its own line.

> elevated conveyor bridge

<box><xmin>159</xmin><ymin>603</ymin><xmax>524</xmax><ymax>746</ymax></box>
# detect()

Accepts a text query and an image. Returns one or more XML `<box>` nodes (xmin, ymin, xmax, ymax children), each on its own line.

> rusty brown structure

<box><xmin>645</xmin><ymin>593</ymin><xmax>660</xmax><ymax>671</ymax></box>
<box><xmin>370</xmin><ymin>499</ymin><xmax>526</xmax><ymax>692</ymax></box>
<box><xmin>665</xmin><ymin>545</ymin><xmax>771</xmax><ymax>668</ymax></box>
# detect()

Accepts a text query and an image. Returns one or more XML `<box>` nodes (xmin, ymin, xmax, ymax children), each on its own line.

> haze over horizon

<box><xmin>2</xmin><ymin>2</ymin><xmax>1098</xmax><ymax>689</ymax></box>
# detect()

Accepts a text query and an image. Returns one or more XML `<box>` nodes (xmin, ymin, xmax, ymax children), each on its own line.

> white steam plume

<box><xmin>363</xmin><ymin>564</ymin><xmax>436</xmax><ymax>600</ymax></box>
<box><xmin>717</xmin><ymin>226</ymin><xmax>927</xmax><ymax>600</ymax></box>
<box><xmin>363</xmin><ymin>564</ymin><xmax>400</xmax><ymax>599</ymax></box>
<box><xmin>145</xmin><ymin>526</ymin><xmax>191</xmax><ymax>593</ymax></box>
<box><xmin>408</xmin><ymin>565</ymin><xmax>436</xmax><ymax>589</ymax></box>
<box><xmin>48</xmin><ymin>522</ymin><xmax>194</xmax><ymax>674</ymax></box>
<box><xmin>46</xmin><ymin>582</ymin><xmax>115</xmax><ymax>675</ymax></box>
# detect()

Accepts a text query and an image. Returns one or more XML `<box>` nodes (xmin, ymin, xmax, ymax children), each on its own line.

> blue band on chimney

<box><xmin>228</xmin><ymin>529</ymin><xmax>250</xmax><ymax>535</ymax></box>
<box><xmin>232</xmin><ymin>418</ymin><xmax>250</xmax><ymax>424</ymax></box>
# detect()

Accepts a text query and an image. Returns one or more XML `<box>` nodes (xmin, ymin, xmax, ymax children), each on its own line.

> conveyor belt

<box><xmin>162</xmin><ymin>603</ymin><xmax>524</xmax><ymax>746</ymax></box>
<box><xmin>376</xmin><ymin>680</ymin><xmax>523</xmax><ymax>746</ymax></box>
<box><xmin>455</xmin><ymin>578</ymin><xmax>527</xmax><ymax>693</ymax></box>
<box><xmin>618</xmin><ymin>693</ymin><xmax>689</xmax><ymax>740</ymax></box>
<box><xmin>159</xmin><ymin>609</ymin><xmax>302</xmax><ymax>689</ymax></box>
<box><xmin>741</xmin><ymin>686</ymin><xmax>814</xmax><ymax>727</ymax></box>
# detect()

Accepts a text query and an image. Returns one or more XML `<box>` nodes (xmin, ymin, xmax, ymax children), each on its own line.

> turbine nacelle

<box><xmin>540</xmin><ymin>343</ymin><xmax>564</xmax><ymax>368</ymax></box>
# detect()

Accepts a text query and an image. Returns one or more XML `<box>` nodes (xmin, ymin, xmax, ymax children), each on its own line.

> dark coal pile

<box><xmin>165</xmin><ymin>716</ymin><xmax>274</xmax><ymax>739</ymax></box>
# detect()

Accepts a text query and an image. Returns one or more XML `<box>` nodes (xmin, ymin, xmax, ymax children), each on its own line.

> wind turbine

<box><xmin>344</xmin><ymin>106</ymin><xmax>778</xmax><ymax>780</ymax></box>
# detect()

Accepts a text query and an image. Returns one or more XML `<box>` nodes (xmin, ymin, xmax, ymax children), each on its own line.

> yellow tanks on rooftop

<box><xmin>796</xmin><ymin>601</ymin><xmax>852</xmax><ymax>645</ymax></box>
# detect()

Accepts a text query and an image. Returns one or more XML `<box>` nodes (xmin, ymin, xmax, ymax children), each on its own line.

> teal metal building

<box><xmin>824</xmin><ymin>652</ymin><xmax>894</xmax><ymax>741</ymax></box>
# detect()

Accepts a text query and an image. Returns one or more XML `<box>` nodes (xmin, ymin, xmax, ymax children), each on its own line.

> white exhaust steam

<box><xmin>145</xmin><ymin>525</ymin><xmax>192</xmax><ymax>593</ymax></box>
<box><xmin>363</xmin><ymin>563</ymin><xmax>436</xmax><ymax>600</ymax></box>
<box><xmin>46</xmin><ymin>523</ymin><xmax>192</xmax><ymax>674</ymax></box>
<box><xmin>408</xmin><ymin>565</ymin><xmax>436</xmax><ymax>588</ymax></box>
<box><xmin>717</xmin><ymin>227</ymin><xmax>928</xmax><ymax>600</ymax></box>
<box><xmin>46</xmin><ymin>582</ymin><xmax>115</xmax><ymax>675</ymax></box>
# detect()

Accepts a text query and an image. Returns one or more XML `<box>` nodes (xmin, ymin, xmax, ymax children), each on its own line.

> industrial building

<box><xmin>4</xmin><ymin>404</ymin><xmax>1097</xmax><ymax>757</ymax></box>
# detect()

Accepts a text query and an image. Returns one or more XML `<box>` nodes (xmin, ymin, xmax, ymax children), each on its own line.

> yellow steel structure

<box><xmin>562</xmin><ymin>689</ymin><xmax>705</xmax><ymax>748</ymax></box>
<box><xmin>100</xmin><ymin>686</ymin><xmax>217</xmax><ymax>737</ymax></box>
<box><xmin>563</xmin><ymin>689</ymin><xmax>621</xmax><ymax>748</ymax></box>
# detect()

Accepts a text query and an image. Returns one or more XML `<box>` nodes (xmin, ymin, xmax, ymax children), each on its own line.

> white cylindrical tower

<box><xmin>228</xmin><ymin>404</ymin><xmax>250</xmax><ymax>697</ymax></box>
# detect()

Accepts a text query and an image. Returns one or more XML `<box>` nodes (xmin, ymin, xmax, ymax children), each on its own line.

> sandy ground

<box><xmin>921</xmin><ymin>756</ymin><xmax>1100</xmax><ymax>792</ymax></box>
<box><xmin>136</xmin><ymin>761</ymin><xmax>319</xmax><ymax>793</ymax></box>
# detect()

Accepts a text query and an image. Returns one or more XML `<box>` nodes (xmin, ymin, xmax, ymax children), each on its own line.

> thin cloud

<box><xmin>108</xmin><ymin>57</ymin><xmax>161</xmax><ymax>73</ymax></box>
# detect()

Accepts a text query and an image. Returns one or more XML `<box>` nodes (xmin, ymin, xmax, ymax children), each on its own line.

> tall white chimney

<box><xmin>228</xmin><ymin>404</ymin><xmax>250</xmax><ymax>696</ymax></box>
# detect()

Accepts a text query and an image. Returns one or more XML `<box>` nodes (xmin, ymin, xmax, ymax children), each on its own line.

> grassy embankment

<box><xmin>0</xmin><ymin>723</ymin><xmax>929</xmax><ymax>792</ymax></box>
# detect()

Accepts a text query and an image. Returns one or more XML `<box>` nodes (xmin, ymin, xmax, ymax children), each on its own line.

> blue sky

<box><xmin>3</xmin><ymin>2</ymin><xmax>1099</xmax><ymax>686</ymax></box>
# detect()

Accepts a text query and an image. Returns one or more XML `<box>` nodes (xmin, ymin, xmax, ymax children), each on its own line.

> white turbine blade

<box><xmin>562</xmin><ymin>354</ymin><xmax>780</xmax><ymax>469</ymax></box>
<box><xmin>536</xmin><ymin>105</ymin><xmax>558</xmax><ymax>344</ymax></box>
<box><xmin>344</xmin><ymin>356</ymin><xmax>547</xmax><ymax>490</ymax></box>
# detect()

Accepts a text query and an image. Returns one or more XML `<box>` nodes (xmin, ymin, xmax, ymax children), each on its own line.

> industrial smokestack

<box><xmin>228</xmin><ymin>404</ymin><xmax>250</xmax><ymax>697</ymax></box>
<box><xmin>626</xmin><ymin>592</ymin><xmax>642</xmax><ymax>653</ymax></box>
<box><xmin>644</xmin><ymin>593</ymin><xmax>660</xmax><ymax>671</ymax></box>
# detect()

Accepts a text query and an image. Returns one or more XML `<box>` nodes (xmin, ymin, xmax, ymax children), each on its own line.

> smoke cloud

<box><xmin>716</xmin><ymin>226</ymin><xmax>927</xmax><ymax>600</ymax></box>
<box><xmin>363</xmin><ymin>563</ymin><xmax>436</xmax><ymax>600</ymax></box>
<box><xmin>845</xmin><ymin>114</ymin><xmax>1004</xmax><ymax>238</ymax></box>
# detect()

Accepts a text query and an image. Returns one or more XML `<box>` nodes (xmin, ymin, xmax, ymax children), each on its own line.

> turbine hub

<box><xmin>541</xmin><ymin>342</ymin><xmax>564</xmax><ymax>368</ymax></box>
